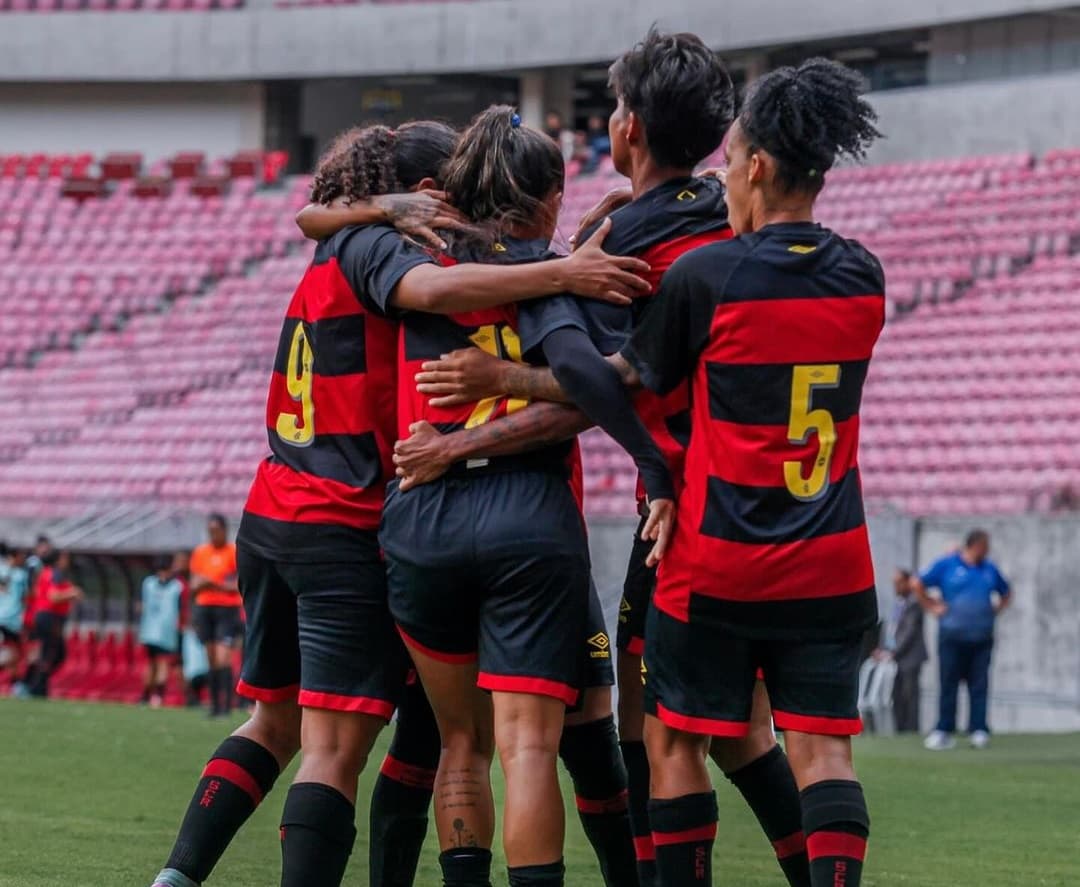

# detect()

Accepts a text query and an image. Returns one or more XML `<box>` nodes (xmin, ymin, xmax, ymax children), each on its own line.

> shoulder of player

<box><xmin>832</xmin><ymin>231</ymin><xmax>886</xmax><ymax>287</ymax></box>
<box><xmin>665</xmin><ymin>234</ymin><xmax>752</xmax><ymax>283</ymax></box>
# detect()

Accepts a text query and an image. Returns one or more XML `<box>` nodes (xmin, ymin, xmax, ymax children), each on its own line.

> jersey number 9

<box><xmin>276</xmin><ymin>324</ymin><xmax>316</xmax><ymax>447</ymax></box>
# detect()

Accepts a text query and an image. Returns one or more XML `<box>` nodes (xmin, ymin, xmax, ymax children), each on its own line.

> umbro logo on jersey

<box><xmin>788</xmin><ymin>244</ymin><xmax>817</xmax><ymax>254</ymax></box>
<box><xmin>676</xmin><ymin>189</ymin><xmax>697</xmax><ymax>202</ymax></box>
<box><xmin>587</xmin><ymin>632</ymin><xmax>611</xmax><ymax>659</ymax></box>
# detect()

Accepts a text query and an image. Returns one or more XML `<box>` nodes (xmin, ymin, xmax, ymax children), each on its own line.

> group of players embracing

<box><xmin>150</xmin><ymin>26</ymin><xmax>885</xmax><ymax>887</ymax></box>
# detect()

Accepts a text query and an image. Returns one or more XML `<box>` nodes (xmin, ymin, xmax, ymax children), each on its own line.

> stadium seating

<box><xmin>0</xmin><ymin>0</ymin><xmax>243</xmax><ymax>10</ymax></box>
<box><xmin>1</xmin><ymin>148</ymin><xmax>1079</xmax><ymax>520</ymax></box>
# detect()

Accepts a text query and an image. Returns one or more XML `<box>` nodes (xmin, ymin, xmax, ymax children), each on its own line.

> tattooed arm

<box><xmin>415</xmin><ymin>347</ymin><xmax>571</xmax><ymax>406</ymax></box>
<box><xmin>295</xmin><ymin>190</ymin><xmax>468</xmax><ymax>249</ymax></box>
<box><xmin>393</xmin><ymin>402</ymin><xmax>591</xmax><ymax>491</ymax></box>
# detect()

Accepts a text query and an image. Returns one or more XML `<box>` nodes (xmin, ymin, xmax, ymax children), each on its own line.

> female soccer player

<box><xmin>377</xmin><ymin>105</ymin><xmax>676</xmax><ymax>887</ymax></box>
<box><xmin>610</xmin><ymin>59</ymin><xmax>885</xmax><ymax>887</ymax></box>
<box><xmin>148</xmin><ymin>121</ymin><xmax>649</xmax><ymax>887</ymax></box>
<box><xmin>137</xmin><ymin>555</ymin><xmax>183</xmax><ymax>707</ymax></box>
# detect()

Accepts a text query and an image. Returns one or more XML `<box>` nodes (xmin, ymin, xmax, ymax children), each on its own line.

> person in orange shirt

<box><xmin>190</xmin><ymin>514</ymin><xmax>240</xmax><ymax>716</ymax></box>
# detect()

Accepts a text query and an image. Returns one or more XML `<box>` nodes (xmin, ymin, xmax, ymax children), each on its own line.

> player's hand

<box><xmin>641</xmin><ymin>498</ymin><xmax>675</xmax><ymax>567</ymax></box>
<box><xmin>561</xmin><ymin>217</ymin><xmax>651</xmax><ymax>304</ymax></box>
<box><xmin>375</xmin><ymin>190</ymin><xmax>470</xmax><ymax>251</ymax></box>
<box><xmin>569</xmin><ymin>188</ymin><xmax>633</xmax><ymax>249</ymax></box>
<box><xmin>699</xmin><ymin>167</ymin><xmax>727</xmax><ymax>186</ymax></box>
<box><xmin>393</xmin><ymin>421</ymin><xmax>455</xmax><ymax>491</ymax></box>
<box><xmin>416</xmin><ymin>347</ymin><xmax>511</xmax><ymax>407</ymax></box>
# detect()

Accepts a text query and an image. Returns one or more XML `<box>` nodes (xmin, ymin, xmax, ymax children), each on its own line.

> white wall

<box><xmin>867</xmin><ymin>68</ymin><xmax>1080</xmax><ymax>163</ymax></box>
<box><xmin>0</xmin><ymin>82</ymin><xmax>265</xmax><ymax>163</ymax></box>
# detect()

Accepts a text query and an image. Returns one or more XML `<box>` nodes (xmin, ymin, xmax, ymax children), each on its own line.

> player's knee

<box><xmin>244</xmin><ymin>700</ymin><xmax>302</xmax><ymax>763</ymax></box>
<box><xmin>785</xmin><ymin>733</ymin><xmax>855</xmax><ymax>785</ymax></box>
<box><xmin>496</xmin><ymin>698</ymin><xmax>563</xmax><ymax>765</ymax></box>
<box><xmin>564</xmin><ymin>686</ymin><xmax>612</xmax><ymax>726</ymax></box>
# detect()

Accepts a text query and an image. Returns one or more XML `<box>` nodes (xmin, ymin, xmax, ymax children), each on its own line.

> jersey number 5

<box><xmin>275</xmin><ymin>324</ymin><xmax>315</xmax><ymax>447</ymax></box>
<box><xmin>783</xmin><ymin>364</ymin><xmax>840</xmax><ymax>502</ymax></box>
<box><xmin>465</xmin><ymin>323</ymin><xmax>528</xmax><ymax>428</ymax></box>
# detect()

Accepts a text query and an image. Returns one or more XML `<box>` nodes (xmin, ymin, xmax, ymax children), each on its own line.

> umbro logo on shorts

<box><xmin>587</xmin><ymin>632</ymin><xmax>611</xmax><ymax>659</ymax></box>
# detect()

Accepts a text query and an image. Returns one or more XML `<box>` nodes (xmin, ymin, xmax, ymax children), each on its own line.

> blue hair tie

<box><xmin>510</xmin><ymin>113</ymin><xmax>522</xmax><ymax>129</ymax></box>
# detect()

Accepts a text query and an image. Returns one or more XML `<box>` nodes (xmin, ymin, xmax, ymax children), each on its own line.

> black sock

<box><xmin>218</xmin><ymin>666</ymin><xmax>234</xmax><ymax>713</ymax></box>
<box><xmin>280</xmin><ymin>782</ymin><xmax>357</xmax><ymax>887</ymax></box>
<box><xmin>439</xmin><ymin>847</ymin><xmax>493</xmax><ymax>887</ymax></box>
<box><xmin>649</xmin><ymin>792</ymin><xmax>717</xmax><ymax>886</ymax></box>
<box><xmin>165</xmin><ymin>736</ymin><xmax>281</xmax><ymax>883</ymax></box>
<box><xmin>559</xmin><ymin>717</ymin><xmax>637</xmax><ymax>886</ymax></box>
<box><xmin>207</xmin><ymin>669</ymin><xmax>222</xmax><ymax>714</ymax></box>
<box><xmin>620</xmin><ymin>741</ymin><xmax>656</xmax><ymax>887</ymax></box>
<box><xmin>726</xmin><ymin>745</ymin><xmax>810</xmax><ymax>887</ymax></box>
<box><xmin>508</xmin><ymin>860</ymin><xmax>565</xmax><ymax>886</ymax></box>
<box><xmin>801</xmin><ymin>780</ymin><xmax>870</xmax><ymax>887</ymax></box>
<box><xmin>370</xmin><ymin>678</ymin><xmax>440</xmax><ymax>887</ymax></box>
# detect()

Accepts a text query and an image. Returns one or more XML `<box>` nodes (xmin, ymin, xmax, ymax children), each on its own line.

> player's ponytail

<box><xmin>442</xmin><ymin>104</ymin><xmax>565</xmax><ymax>233</ymax></box>
<box><xmin>310</xmin><ymin>125</ymin><xmax>401</xmax><ymax>204</ymax></box>
<box><xmin>740</xmin><ymin>58</ymin><xmax>881</xmax><ymax>195</ymax></box>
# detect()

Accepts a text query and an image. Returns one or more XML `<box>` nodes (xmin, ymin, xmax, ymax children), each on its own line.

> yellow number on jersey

<box><xmin>464</xmin><ymin>323</ymin><xmax>529</xmax><ymax>429</ymax></box>
<box><xmin>783</xmin><ymin>364</ymin><xmax>841</xmax><ymax>501</ymax></box>
<box><xmin>275</xmin><ymin>324</ymin><xmax>315</xmax><ymax>447</ymax></box>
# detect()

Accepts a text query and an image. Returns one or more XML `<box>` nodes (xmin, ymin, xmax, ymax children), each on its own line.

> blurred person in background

<box><xmin>189</xmin><ymin>514</ymin><xmax>240</xmax><ymax>717</ymax></box>
<box><xmin>172</xmin><ymin>549</ymin><xmax>208</xmax><ymax>707</ymax></box>
<box><xmin>21</xmin><ymin>549</ymin><xmax>83</xmax><ymax>698</ymax></box>
<box><xmin>874</xmin><ymin>569</ymin><xmax>927</xmax><ymax>733</ymax></box>
<box><xmin>25</xmin><ymin>534</ymin><xmax>53</xmax><ymax>585</ymax></box>
<box><xmin>0</xmin><ymin>544</ymin><xmax>31</xmax><ymax>686</ymax></box>
<box><xmin>137</xmin><ymin>554</ymin><xmax>184</xmax><ymax>707</ymax></box>
<box><xmin>586</xmin><ymin>114</ymin><xmax>612</xmax><ymax>165</ymax></box>
<box><xmin>916</xmin><ymin>529</ymin><xmax>1010</xmax><ymax>750</ymax></box>
<box><xmin>544</xmin><ymin>109</ymin><xmax>576</xmax><ymax>163</ymax></box>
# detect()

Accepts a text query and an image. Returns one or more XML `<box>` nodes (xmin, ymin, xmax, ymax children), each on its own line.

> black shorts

<box><xmin>580</xmin><ymin>578</ymin><xmax>615</xmax><ymax>690</ymax></box>
<box><xmin>1</xmin><ymin>626</ymin><xmax>21</xmax><ymax>644</ymax></box>
<box><xmin>236</xmin><ymin>540</ymin><xmax>409</xmax><ymax>718</ymax></box>
<box><xmin>143</xmin><ymin>643</ymin><xmax>173</xmax><ymax>659</ymax></box>
<box><xmin>193</xmin><ymin>603</ymin><xmax>243</xmax><ymax>646</ymax></box>
<box><xmin>617</xmin><ymin>514</ymin><xmax>653</xmax><ymax>656</ymax></box>
<box><xmin>643</xmin><ymin>604</ymin><xmax>864</xmax><ymax>737</ymax></box>
<box><xmin>382</xmin><ymin>471</ymin><xmax>590</xmax><ymax>706</ymax></box>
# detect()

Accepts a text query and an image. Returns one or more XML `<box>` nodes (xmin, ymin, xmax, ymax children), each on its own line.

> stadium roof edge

<box><xmin>0</xmin><ymin>0</ymin><xmax>1076</xmax><ymax>82</ymax></box>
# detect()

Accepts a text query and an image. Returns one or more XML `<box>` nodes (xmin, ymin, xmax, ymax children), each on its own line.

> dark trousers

<box><xmin>892</xmin><ymin>666</ymin><xmax>922</xmax><ymax>733</ymax></box>
<box><xmin>936</xmin><ymin>635</ymin><xmax>993</xmax><ymax>733</ymax></box>
<box><xmin>28</xmin><ymin>611</ymin><xmax>67</xmax><ymax>697</ymax></box>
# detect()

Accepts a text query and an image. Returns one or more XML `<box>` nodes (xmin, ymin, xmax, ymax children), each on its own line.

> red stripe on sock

<box><xmin>379</xmin><ymin>754</ymin><xmax>436</xmax><ymax>791</ymax></box>
<box><xmin>652</xmin><ymin>823</ymin><xmax>718</xmax><ymax>847</ymax></box>
<box><xmin>807</xmin><ymin>830</ymin><xmax>867</xmax><ymax>861</ymax></box>
<box><xmin>772</xmin><ymin>830</ymin><xmax>807</xmax><ymax>859</ymax></box>
<box><xmin>202</xmin><ymin>758</ymin><xmax>265</xmax><ymax>806</ymax></box>
<box><xmin>633</xmin><ymin>835</ymin><xmax>656</xmax><ymax>862</ymax></box>
<box><xmin>575</xmin><ymin>789</ymin><xmax>629</xmax><ymax>815</ymax></box>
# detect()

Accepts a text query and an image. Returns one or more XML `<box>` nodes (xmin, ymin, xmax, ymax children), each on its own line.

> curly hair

<box><xmin>609</xmin><ymin>27</ymin><xmax>734</xmax><ymax>169</ymax></box>
<box><xmin>739</xmin><ymin>57</ymin><xmax>882</xmax><ymax>195</ymax></box>
<box><xmin>309</xmin><ymin>120</ymin><xmax>459</xmax><ymax>205</ymax></box>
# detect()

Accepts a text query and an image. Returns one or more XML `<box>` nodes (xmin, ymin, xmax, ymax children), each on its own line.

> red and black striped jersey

<box><xmin>239</xmin><ymin>225</ymin><xmax>432</xmax><ymax>561</ymax></box>
<box><xmin>622</xmin><ymin>222</ymin><xmax>886</xmax><ymax>639</ymax></box>
<box><xmin>398</xmin><ymin>236</ymin><xmax>576</xmax><ymax>479</ymax></box>
<box><xmin>517</xmin><ymin>176</ymin><xmax>732</xmax><ymax>498</ymax></box>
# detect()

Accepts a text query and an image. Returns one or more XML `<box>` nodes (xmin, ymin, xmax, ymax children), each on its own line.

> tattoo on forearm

<box><xmin>455</xmin><ymin>402</ymin><xmax>592</xmax><ymax>459</ymax></box>
<box><xmin>502</xmin><ymin>365</ymin><xmax>570</xmax><ymax>402</ymax></box>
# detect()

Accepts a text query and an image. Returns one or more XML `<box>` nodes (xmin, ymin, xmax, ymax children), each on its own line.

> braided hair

<box><xmin>739</xmin><ymin>57</ymin><xmax>881</xmax><ymax>195</ymax></box>
<box><xmin>310</xmin><ymin>120</ymin><xmax>459</xmax><ymax>205</ymax></box>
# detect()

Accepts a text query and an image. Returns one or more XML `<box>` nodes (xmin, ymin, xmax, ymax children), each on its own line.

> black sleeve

<box><xmin>542</xmin><ymin>327</ymin><xmax>675</xmax><ymax>502</ymax></box>
<box><xmin>335</xmin><ymin>224</ymin><xmax>434</xmax><ymax>317</ymax></box>
<box><xmin>517</xmin><ymin>294</ymin><xmax>591</xmax><ymax>360</ymax></box>
<box><xmin>620</xmin><ymin>250</ymin><xmax>716</xmax><ymax>395</ymax></box>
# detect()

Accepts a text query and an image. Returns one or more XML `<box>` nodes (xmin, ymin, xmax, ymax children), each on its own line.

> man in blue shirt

<box><xmin>914</xmin><ymin>529</ymin><xmax>1011</xmax><ymax>750</ymax></box>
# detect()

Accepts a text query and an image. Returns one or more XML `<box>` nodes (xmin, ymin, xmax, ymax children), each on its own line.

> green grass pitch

<box><xmin>1</xmin><ymin>699</ymin><xmax>1077</xmax><ymax>886</ymax></box>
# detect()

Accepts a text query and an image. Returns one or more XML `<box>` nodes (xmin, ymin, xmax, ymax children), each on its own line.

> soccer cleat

<box><xmin>970</xmin><ymin>730</ymin><xmax>991</xmax><ymax>750</ymax></box>
<box><xmin>151</xmin><ymin>868</ymin><xmax>199</xmax><ymax>887</ymax></box>
<box><xmin>923</xmin><ymin>730</ymin><xmax>956</xmax><ymax>751</ymax></box>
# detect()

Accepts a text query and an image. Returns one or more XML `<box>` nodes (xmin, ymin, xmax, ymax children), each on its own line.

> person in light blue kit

<box><xmin>0</xmin><ymin>543</ymin><xmax>31</xmax><ymax>685</ymax></box>
<box><xmin>138</xmin><ymin>555</ymin><xmax>183</xmax><ymax>707</ymax></box>
<box><xmin>914</xmin><ymin>529</ymin><xmax>1011</xmax><ymax>750</ymax></box>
